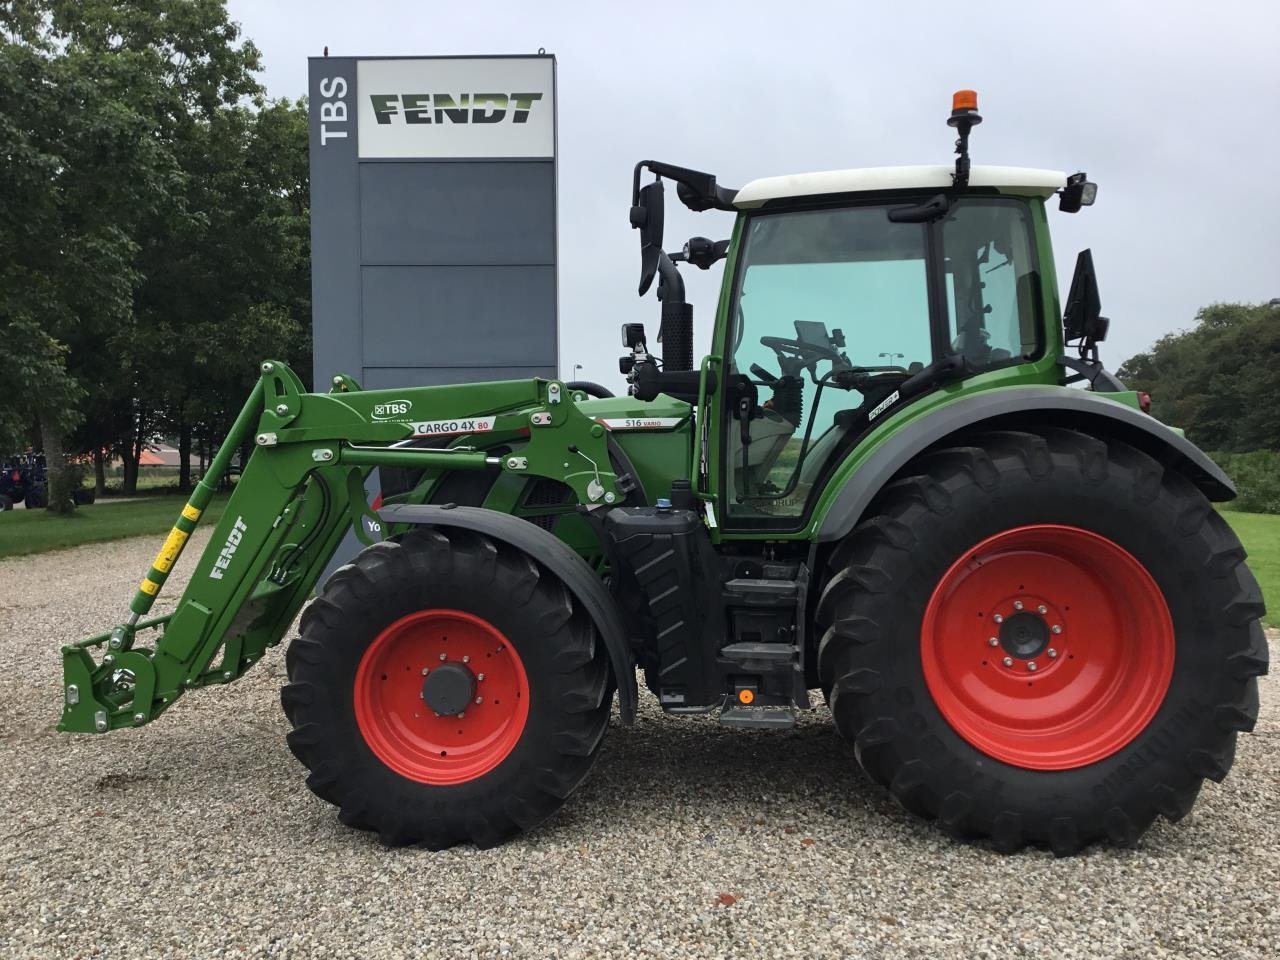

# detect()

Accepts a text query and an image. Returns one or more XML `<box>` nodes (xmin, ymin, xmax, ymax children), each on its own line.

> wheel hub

<box><xmin>353</xmin><ymin>609</ymin><xmax>529</xmax><ymax>785</ymax></box>
<box><xmin>999</xmin><ymin>611</ymin><xmax>1050</xmax><ymax>660</ymax></box>
<box><xmin>920</xmin><ymin>524</ymin><xmax>1175</xmax><ymax>771</ymax></box>
<box><xmin>422</xmin><ymin>661</ymin><xmax>477</xmax><ymax>716</ymax></box>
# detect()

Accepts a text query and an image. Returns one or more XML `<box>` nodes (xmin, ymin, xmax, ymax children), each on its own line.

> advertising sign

<box><xmin>356</xmin><ymin>57</ymin><xmax>555</xmax><ymax>159</ymax></box>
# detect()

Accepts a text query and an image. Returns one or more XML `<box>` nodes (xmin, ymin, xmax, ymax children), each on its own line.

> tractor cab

<box><xmin>722</xmin><ymin>168</ymin><xmax>1054</xmax><ymax>521</ymax></box>
<box><xmin>622</xmin><ymin>91</ymin><xmax>1101</xmax><ymax>528</ymax></box>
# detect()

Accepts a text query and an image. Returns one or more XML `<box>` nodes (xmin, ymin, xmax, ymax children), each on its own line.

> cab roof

<box><xmin>733</xmin><ymin>164</ymin><xmax>1067</xmax><ymax>208</ymax></box>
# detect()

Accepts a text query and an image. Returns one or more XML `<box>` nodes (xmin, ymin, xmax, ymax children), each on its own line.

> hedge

<box><xmin>1208</xmin><ymin>450</ymin><xmax>1280</xmax><ymax>515</ymax></box>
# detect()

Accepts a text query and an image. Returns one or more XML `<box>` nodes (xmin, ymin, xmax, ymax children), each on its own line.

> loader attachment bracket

<box><xmin>346</xmin><ymin>467</ymin><xmax>384</xmax><ymax>546</ymax></box>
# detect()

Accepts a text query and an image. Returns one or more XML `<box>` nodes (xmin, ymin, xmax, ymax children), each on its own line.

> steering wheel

<box><xmin>759</xmin><ymin>335</ymin><xmax>844</xmax><ymax>379</ymax></box>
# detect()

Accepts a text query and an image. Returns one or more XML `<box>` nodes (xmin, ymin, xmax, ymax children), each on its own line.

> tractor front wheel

<box><xmin>817</xmin><ymin>428</ymin><xmax>1267</xmax><ymax>854</ymax></box>
<box><xmin>282</xmin><ymin>527</ymin><xmax>613</xmax><ymax>848</ymax></box>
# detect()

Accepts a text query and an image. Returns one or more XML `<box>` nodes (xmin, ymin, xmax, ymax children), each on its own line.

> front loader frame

<box><xmin>59</xmin><ymin>361</ymin><xmax>627</xmax><ymax>734</ymax></box>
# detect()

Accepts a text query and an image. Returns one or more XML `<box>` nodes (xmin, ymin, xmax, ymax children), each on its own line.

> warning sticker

<box><xmin>153</xmin><ymin>527</ymin><xmax>190</xmax><ymax>573</ymax></box>
<box><xmin>411</xmin><ymin>417</ymin><xmax>496</xmax><ymax>437</ymax></box>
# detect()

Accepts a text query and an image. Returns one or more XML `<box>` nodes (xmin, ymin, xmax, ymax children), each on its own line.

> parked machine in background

<box><xmin>59</xmin><ymin>93</ymin><xmax>1266</xmax><ymax>855</ymax></box>
<box><xmin>0</xmin><ymin>453</ymin><xmax>95</xmax><ymax>510</ymax></box>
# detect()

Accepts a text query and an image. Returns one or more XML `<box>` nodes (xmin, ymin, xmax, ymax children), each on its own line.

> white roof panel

<box><xmin>734</xmin><ymin>165</ymin><xmax>1067</xmax><ymax>206</ymax></box>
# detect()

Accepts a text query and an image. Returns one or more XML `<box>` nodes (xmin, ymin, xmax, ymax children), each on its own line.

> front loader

<box><xmin>61</xmin><ymin>92</ymin><xmax>1267</xmax><ymax>855</ymax></box>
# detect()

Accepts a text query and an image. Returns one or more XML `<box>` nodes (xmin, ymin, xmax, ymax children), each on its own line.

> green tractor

<box><xmin>61</xmin><ymin>92</ymin><xmax>1266</xmax><ymax>855</ymax></box>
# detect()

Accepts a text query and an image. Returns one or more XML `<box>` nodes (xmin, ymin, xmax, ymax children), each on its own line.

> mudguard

<box><xmin>378</xmin><ymin>503</ymin><xmax>637</xmax><ymax>723</ymax></box>
<box><xmin>815</xmin><ymin>385</ymin><xmax>1235</xmax><ymax>544</ymax></box>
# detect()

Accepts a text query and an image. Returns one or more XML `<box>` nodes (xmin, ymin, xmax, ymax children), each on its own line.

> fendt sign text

<box><xmin>357</xmin><ymin>58</ymin><xmax>555</xmax><ymax>158</ymax></box>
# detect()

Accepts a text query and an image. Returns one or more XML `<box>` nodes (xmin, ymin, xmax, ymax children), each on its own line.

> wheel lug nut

<box><xmin>1051</xmin><ymin>625</ymin><xmax>1063</xmax><ymax>635</ymax></box>
<box><xmin>439</xmin><ymin>653</ymin><xmax>447</xmax><ymax>661</ymax></box>
<box><xmin>421</xmin><ymin>667</ymin><xmax>429</xmax><ymax>675</ymax></box>
<box><xmin>475</xmin><ymin>697</ymin><xmax>483</xmax><ymax>704</ymax></box>
<box><xmin>993</xmin><ymin>614</ymin><xmax>1004</xmax><ymax>624</ymax></box>
<box><xmin>1037</xmin><ymin>604</ymin><xmax>1048</xmax><ymax>615</ymax></box>
<box><xmin>1013</xmin><ymin>601</ymin><xmax>1024</xmax><ymax>611</ymax></box>
<box><xmin>1027</xmin><ymin>661</ymin><xmax>1038</xmax><ymax>672</ymax></box>
<box><xmin>987</xmin><ymin>637</ymin><xmax>999</xmax><ymax>647</ymax></box>
<box><xmin>1002</xmin><ymin>657</ymin><xmax>1014</xmax><ymax>667</ymax></box>
<box><xmin>462</xmin><ymin>655</ymin><xmax>470</xmax><ymax>663</ymax></box>
<box><xmin>1047</xmin><ymin>648</ymin><xmax>1058</xmax><ymax>658</ymax></box>
<box><xmin>477</xmin><ymin>673</ymin><xmax>485</xmax><ymax>681</ymax></box>
<box><xmin>457</xmin><ymin>711</ymin><xmax>465</xmax><ymax>719</ymax></box>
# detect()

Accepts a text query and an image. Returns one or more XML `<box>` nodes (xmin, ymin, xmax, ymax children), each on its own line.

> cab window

<box><xmin>722</xmin><ymin>197</ymin><xmax>1041</xmax><ymax>524</ymax></box>
<box><xmin>943</xmin><ymin>199</ymin><xmax>1040</xmax><ymax>366</ymax></box>
<box><xmin>725</xmin><ymin>206</ymin><xmax>931</xmax><ymax>519</ymax></box>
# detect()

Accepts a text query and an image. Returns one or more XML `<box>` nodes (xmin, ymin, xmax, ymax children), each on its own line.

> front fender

<box><xmin>377</xmin><ymin>503</ymin><xmax>637</xmax><ymax>723</ymax></box>
<box><xmin>814</xmin><ymin>386</ymin><xmax>1234</xmax><ymax>544</ymax></box>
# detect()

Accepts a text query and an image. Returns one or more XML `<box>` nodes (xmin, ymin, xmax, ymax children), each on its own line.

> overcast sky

<box><xmin>229</xmin><ymin>0</ymin><xmax>1280</xmax><ymax>389</ymax></box>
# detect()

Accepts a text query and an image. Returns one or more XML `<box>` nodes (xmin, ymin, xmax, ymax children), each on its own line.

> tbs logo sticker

<box><xmin>372</xmin><ymin>400</ymin><xmax>412</xmax><ymax>421</ymax></box>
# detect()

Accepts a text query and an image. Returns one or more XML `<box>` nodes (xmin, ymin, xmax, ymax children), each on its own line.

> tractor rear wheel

<box><xmin>282</xmin><ymin>526</ymin><xmax>613</xmax><ymax>848</ymax></box>
<box><xmin>816</xmin><ymin>427</ymin><xmax>1267</xmax><ymax>854</ymax></box>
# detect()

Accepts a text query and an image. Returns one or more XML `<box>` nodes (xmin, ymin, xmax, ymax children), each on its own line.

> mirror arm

<box><xmin>633</xmin><ymin>160</ymin><xmax>738</xmax><ymax>212</ymax></box>
<box><xmin>654</xmin><ymin>251</ymin><xmax>686</xmax><ymax>304</ymax></box>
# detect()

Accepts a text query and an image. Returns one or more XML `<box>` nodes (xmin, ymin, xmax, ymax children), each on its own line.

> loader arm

<box><xmin>59</xmin><ymin>361</ymin><xmax>625</xmax><ymax>734</ymax></box>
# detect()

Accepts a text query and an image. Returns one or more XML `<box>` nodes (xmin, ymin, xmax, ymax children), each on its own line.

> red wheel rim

<box><xmin>354</xmin><ymin>609</ymin><xmax>529</xmax><ymax>785</ymax></box>
<box><xmin>921</xmin><ymin>524</ymin><xmax>1174</xmax><ymax>770</ymax></box>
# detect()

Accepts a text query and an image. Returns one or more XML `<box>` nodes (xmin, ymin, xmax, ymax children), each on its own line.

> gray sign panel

<box><xmin>308</xmin><ymin>54</ymin><xmax>557</xmax><ymax>392</ymax></box>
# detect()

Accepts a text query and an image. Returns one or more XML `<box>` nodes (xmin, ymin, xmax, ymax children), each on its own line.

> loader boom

<box><xmin>58</xmin><ymin>360</ymin><xmax>625</xmax><ymax>733</ymax></box>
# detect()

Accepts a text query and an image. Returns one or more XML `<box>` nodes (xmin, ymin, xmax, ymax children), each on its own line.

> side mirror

<box><xmin>630</xmin><ymin>179</ymin><xmax>665</xmax><ymax>296</ymax></box>
<box><xmin>1059</xmin><ymin>172</ymin><xmax>1098</xmax><ymax>213</ymax></box>
<box><xmin>1063</xmin><ymin>249</ymin><xmax>1109</xmax><ymax>344</ymax></box>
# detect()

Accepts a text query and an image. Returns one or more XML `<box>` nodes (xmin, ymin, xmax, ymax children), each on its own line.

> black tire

<box><xmin>0</xmin><ymin>494</ymin><xmax>12</xmax><ymax>511</ymax></box>
<box><xmin>25</xmin><ymin>487</ymin><xmax>46</xmax><ymax>509</ymax></box>
<box><xmin>282</xmin><ymin>526</ymin><xmax>613</xmax><ymax>848</ymax></box>
<box><xmin>816</xmin><ymin>427</ymin><xmax>1268</xmax><ymax>855</ymax></box>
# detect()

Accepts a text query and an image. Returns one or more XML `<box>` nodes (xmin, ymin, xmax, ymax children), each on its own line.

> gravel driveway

<box><xmin>1</xmin><ymin>533</ymin><xmax>1276</xmax><ymax>959</ymax></box>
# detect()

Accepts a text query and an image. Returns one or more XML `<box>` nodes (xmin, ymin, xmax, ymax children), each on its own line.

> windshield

<box><xmin>724</xmin><ymin>198</ymin><xmax>1040</xmax><ymax>522</ymax></box>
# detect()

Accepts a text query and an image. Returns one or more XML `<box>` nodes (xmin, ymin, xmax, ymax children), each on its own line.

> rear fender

<box><xmin>815</xmin><ymin>386</ymin><xmax>1235</xmax><ymax>544</ymax></box>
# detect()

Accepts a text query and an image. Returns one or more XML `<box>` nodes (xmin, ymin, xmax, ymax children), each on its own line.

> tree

<box><xmin>139</xmin><ymin>95</ymin><xmax>311</xmax><ymax>492</ymax></box>
<box><xmin>1117</xmin><ymin>302</ymin><xmax>1280</xmax><ymax>453</ymax></box>
<box><xmin>0</xmin><ymin>1</ymin><xmax>310</xmax><ymax>503</ymax></box>
<box><xmin>0</xmin><ymin>8</ymin><xmax>160</xmax><ymax>509</ymax></box>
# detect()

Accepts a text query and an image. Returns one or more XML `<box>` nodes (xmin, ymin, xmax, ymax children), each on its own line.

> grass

<box><xmin>0</xmin><ymin>493</ymin><xmax>228</xmax><ymax>559</ymax></box>
<box><xmin>1225</xmin><ymin>512</ymin><xmax>1280</xmax><ymax>627</ymax></box>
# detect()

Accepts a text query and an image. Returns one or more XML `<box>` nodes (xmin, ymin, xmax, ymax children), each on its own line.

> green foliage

<box><xmin>1209</xmin><ymin>450</ymin><xmax>1280</xmax><ymax>515</ymax></box>
<box><xmin>0</xmin><ymin>1</ymin><xmax>310</xmax><ymax>496</ymax></box>
<box><xmin>1118</xmin><ymin>302</ymin><xmax>1280</xmax><ymax>453</ymax></box>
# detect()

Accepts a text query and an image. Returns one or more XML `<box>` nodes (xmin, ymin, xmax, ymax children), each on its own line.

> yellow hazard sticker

<box><xmin>153</xmin><ymin>527</ymin><xmax>189</xmax><ymax>574</ymax></box>
<box><xmin>181</xmin><ymin>503</ymin><xmax>202</xmax><ymax>522</ymax></box>
<box><xmin>139</xmin><ymin>578</ymin><xmax>160</xmax><ymax>596</ymax></box>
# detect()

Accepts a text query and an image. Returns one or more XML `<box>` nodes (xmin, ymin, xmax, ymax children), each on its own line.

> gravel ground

<box><xmin>1</xmin><ymin>532</ymin><xmax>1277</xmax><ymax>960</ymax></box>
